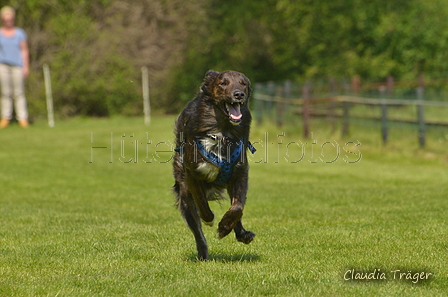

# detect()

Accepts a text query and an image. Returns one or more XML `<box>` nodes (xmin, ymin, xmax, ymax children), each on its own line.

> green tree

<box><xmin>4</xmin><ymin>0</ymin><xmax>448</xmax><ymax>116</ymax></box>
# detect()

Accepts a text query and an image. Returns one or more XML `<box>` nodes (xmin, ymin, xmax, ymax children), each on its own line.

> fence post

<box><xmin>380</xmin><ymin>83</ymin><xmax>388</xmax><ymax>144</ymax></box>
<box><xmin>284</xmin><ymin>80</ymin><xmax>291</xmax><ymax>115</ymax></box>
<box><xmin>329</xmin><ymin>77</ymin><xmax>336</xmax><ymax>133</ymax></box>
<box><xmin>276</xmin><ymin>86</ymin><xmax>284</xmax><ymax>127</ymax></box>
<box><xmin>43</xmin><ymin>64</ymin><xmax>55</xmax><ymax>128</ymax></box>
<box><xmin>141</xmin><ymin>66</ymin><xmax>151</xmax><ymax>126</ymax></box>
<box><xmin>379</xmin><ymin>76</ymin><xmax>394</xmax><ymax>145</ymax></box>
<box><xmin>416</xmin><ymin>73</ymin><xmax>426</xmax><ymax>148</ymax></box>
<box><xmin>267</xmin><ymin>81</ymin><xmax>275</xmax><ymax>116</ymax></box>
<box><xmin>254</xmin><ymin>83</ymin><xmax>263</xmax><ymax>125</ymax></box>
<box><xmin>341</xmin><ymin>77</ymin><xmax>354</xmax><ymax>137</ymax></box>
<box><xmin>387</xmin><ymin>75</ymin><xmax>394</xmax><ymax>97</ymax></box>
<box><xmin>342</xmin><ymin>102</ymin><xmax>350</xmax><ymax>137</ymax></box>
<box><xmin>381</xmin><ymin>104</ymin><xmax>388</xmax><ymax>144</ymax></box>
<box><xmin>352</xmin><ymin>75</ymin><xmax>360</xmax><ymax>95</ymax></box>
<box><xmin>302</xmin><ymin>81</ymin><xmax>310</xmax><ymax>138</ymax></box>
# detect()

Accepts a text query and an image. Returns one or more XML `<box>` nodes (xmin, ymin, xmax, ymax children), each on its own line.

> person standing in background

<box><xmin>0</xmin><ymin>6</ymin><xmax>29</xmax><ymax>128</ymax></box>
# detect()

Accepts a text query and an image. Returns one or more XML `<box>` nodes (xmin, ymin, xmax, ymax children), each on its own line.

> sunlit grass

<box><xmin>0</xmin><ymin>116</ymin><xmax>446</xmax><ymax>296</ymax></box>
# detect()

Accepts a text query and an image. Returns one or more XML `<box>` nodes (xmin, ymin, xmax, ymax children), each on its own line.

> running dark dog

<box><xmin>173</xmin><ymin>70</ymin><xmax>256</xmax><ymax>260</ymax></box>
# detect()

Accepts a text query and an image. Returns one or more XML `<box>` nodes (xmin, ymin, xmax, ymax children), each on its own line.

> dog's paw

<box><xmin>236</xmin><ymin>230</ymin><xmax>255</xmax><ymax>244</ymax></box>
<box><xmin>202</xmin><ymin>211</ymin><xmax>215</xmax><ymax>227</ymax></box>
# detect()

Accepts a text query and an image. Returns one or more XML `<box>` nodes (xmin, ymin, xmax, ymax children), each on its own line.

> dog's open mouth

<box><xmin>225</xmin><ymin>102</ymin><xmax>243</xmax><ymax>123</ymax></box>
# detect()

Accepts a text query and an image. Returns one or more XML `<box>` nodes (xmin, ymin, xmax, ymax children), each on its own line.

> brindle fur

<box><xmin>173</xmin><ymin>70</ymin><xmax>255</xmax><ymax>260</ymax></box>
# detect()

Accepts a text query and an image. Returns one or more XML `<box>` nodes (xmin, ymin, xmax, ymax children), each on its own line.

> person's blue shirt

<box><xmin>0</xmin><ymin>27</ymin><xmax>27</xmax><ymax>67</ymax></box>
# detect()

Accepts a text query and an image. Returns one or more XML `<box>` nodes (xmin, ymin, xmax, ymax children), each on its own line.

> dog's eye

<box><xmin>240</xmin><ymin>80</ymin><xmax>247</xmax><ymax>86</ymax></box>
<box><xmin>220</xmin><ymin>81</ymin><xmax>228</xmax><ymax>86</ymax></box>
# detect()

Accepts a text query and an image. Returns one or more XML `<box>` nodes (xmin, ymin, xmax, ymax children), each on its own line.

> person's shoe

<box><xmin>18</xmin><ymin>120</ymin><xmax>29</xmax><ymax>128</ymax></box>
<box><xmin>0</xmin><ymin>118</ymin><xmax>10</xmax><ymax>128</ymax></box>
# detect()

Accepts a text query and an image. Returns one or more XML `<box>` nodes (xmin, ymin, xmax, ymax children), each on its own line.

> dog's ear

<box><xmin>247</xmin><ymin>85</ymin><xmax>252</xmax><ymax>99</ymax></box>
<box><xmin>243</xmin><ymin>75</ymin><xmax>252</xmax><ymax>99</ymax></box>
<box><xmin>200</xmin><ymin>70</ymin><xmax>219</xmax><ymax>95</ymax></box>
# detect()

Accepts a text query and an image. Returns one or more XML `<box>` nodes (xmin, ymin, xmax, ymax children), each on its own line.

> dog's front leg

<box><xmin>218</xmin><ymin>197</ymin><xmax>244</xmax><ymax>240</ymax></box>
<box><xmin>233</xmin><ymin>220</ymin><xmax>255</xmax><ymax>244</ymax></box>
<box><xmin>218</xmin><ymin>167</ymin><xmax>254</xmax><ymax>242</ymax></box>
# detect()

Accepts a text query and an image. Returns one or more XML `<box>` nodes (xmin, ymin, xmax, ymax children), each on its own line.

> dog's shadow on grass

<box><xmin>186</xmin><ymin>252</ymin><xmax>260</xmax><ymax>263</ymax></box>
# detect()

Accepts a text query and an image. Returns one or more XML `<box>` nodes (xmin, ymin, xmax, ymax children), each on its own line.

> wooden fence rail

<box><xmin>253</xmin><ymin>91</ymin><xmax>448</xmax><ymax>148</ymax></box>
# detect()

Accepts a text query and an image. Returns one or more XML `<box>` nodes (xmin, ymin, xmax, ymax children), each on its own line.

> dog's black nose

<box><xmin>233</xmin><ymin>91</ymin><xmax>245</xmax><ymax>100</ymax></box>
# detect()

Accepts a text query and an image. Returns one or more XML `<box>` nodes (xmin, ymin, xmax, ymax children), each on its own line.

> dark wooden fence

<box><xmin>254</xmin><ymin>76</ymin><xmax>448</xmax><ymax>147</ymax></box>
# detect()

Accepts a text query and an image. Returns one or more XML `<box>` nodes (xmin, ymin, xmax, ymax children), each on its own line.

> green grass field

<box><xmin>0</xmin><ymin>116</ymin><xmax>447</xmax><ymax>296</ymax></box>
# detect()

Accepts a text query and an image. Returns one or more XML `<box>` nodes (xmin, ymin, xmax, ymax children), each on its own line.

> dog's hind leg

<box><xmin>218</xmin><ymin>202</ymin><xmax>255</xmax><ymax>243</ymax></box>
<box><xmin>218</xmin><ymin>169</ymin><xmax>255</xmax><ymax>242</ymax></box>
<box><xmin>178</xmin><ymin>195</ymin><xmax>209</xmax><ymax>261</ymax></box>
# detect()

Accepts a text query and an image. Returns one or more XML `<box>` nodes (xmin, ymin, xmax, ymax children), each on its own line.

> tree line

<box><xmin>6</xmin><ymin>0</ymin><xmax>448</xmax><ymax>117</ymax></box>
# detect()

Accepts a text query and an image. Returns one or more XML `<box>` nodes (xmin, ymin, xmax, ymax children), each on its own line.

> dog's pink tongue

<box><xmin>229</xmin><ymin>103</ymin><xmax>242</xmax><ymax>120</ymax></box>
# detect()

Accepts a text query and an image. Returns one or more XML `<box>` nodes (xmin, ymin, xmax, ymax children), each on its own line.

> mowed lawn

<box><xmin>0</xmin><ymin>116</ymin><xmax>447</xmax><ymax>296</ymax></box>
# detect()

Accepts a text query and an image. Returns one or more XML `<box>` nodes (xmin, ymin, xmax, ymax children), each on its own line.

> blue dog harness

<box><xmin>175</xmin><ymin>137</ymin><xmax>256</xmax><ymax>185</ymax></box>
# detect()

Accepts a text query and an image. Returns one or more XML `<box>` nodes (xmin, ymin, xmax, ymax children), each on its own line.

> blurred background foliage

<box><xmin>3</xmin><ymin>0</ymin><xmax>448</xmax><ymax>117</ymax></box>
